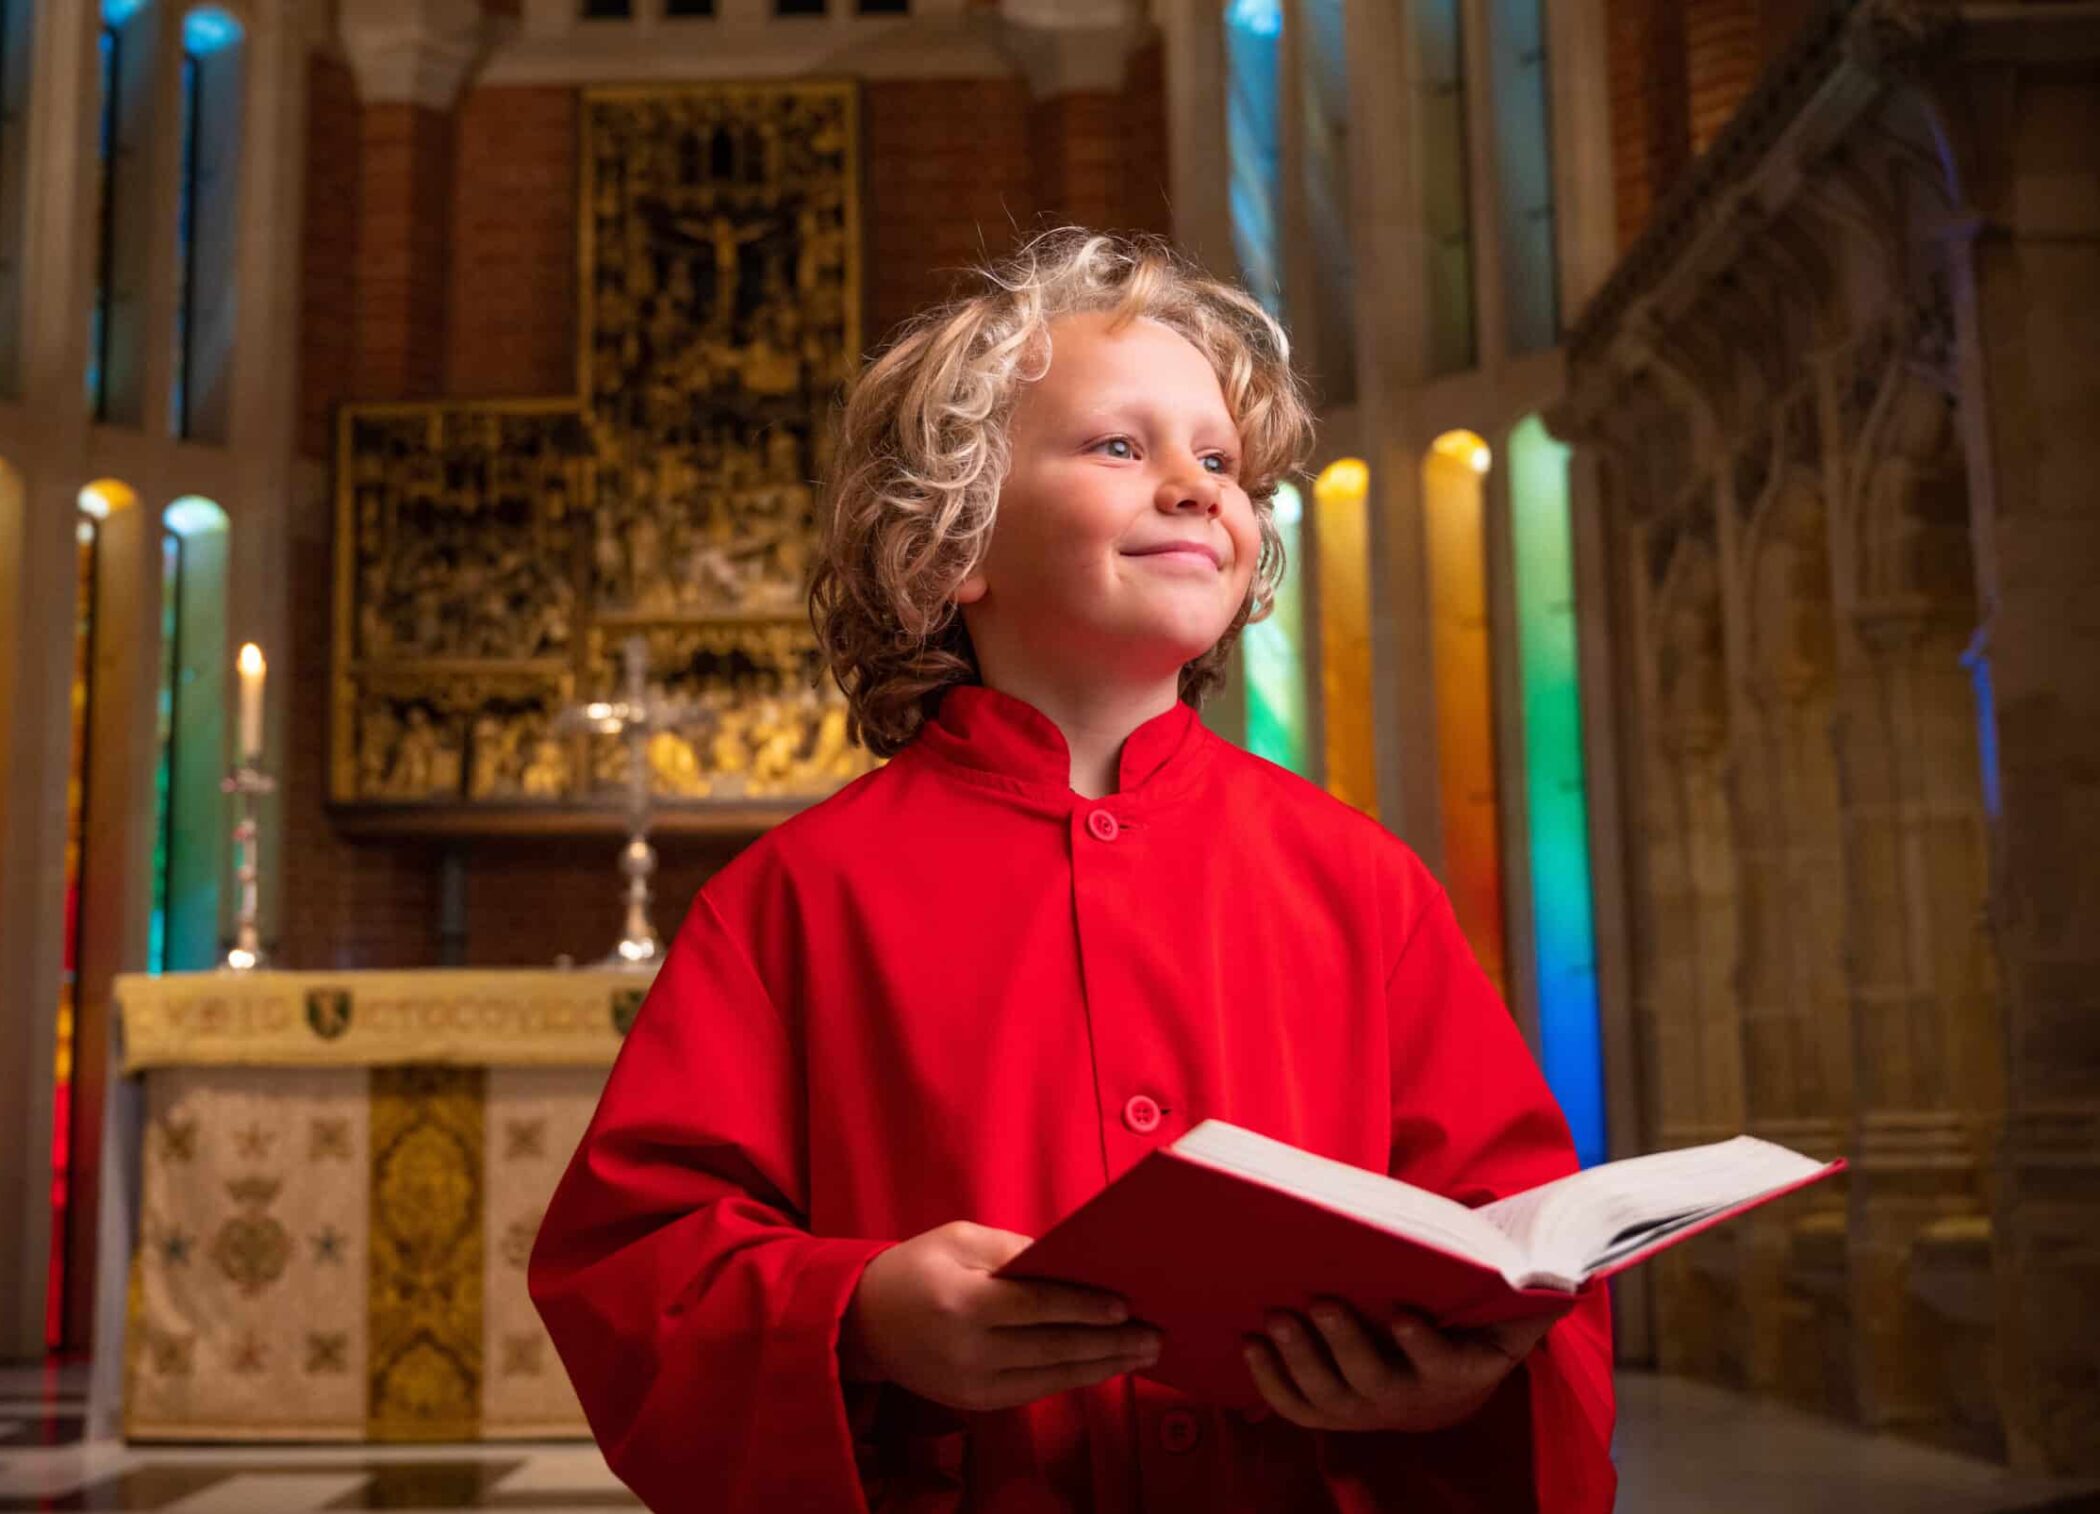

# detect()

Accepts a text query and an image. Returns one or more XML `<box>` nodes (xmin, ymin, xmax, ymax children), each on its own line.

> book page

<box><xmin>1172</xmin><ymin>1121</ymin><xmax>1528</xmax><ymax>1280</ymax></box>
<box><xmin>1474</xmin><ymin>1136</ymin><xmax>1831</xmax><ymax>1284</ymax></box>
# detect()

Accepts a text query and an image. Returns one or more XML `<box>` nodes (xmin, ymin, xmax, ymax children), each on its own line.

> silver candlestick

<box><xmin>219</xmin><ymin>762</ymin><xmax>275</xmax><ymax>971</ymax></box>
<box><xmin>558</xmin><ymin>635</ymin><xmax>696</xmax><ymax>973</ymax></box>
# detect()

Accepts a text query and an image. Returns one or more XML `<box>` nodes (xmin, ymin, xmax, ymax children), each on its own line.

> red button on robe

<box><xmin>529</xmin><ymin>684</ymin><xmax>1616</xmax><ymax>1513</ymax></box>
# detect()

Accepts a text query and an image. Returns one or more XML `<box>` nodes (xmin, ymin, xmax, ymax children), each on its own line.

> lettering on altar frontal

<box><xmin>114</xmin><ymin>972</ymin><xmax>633</xmax><ymax>1070</ymax></box>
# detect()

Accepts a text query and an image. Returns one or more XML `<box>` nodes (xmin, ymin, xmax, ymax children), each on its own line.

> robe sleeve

<box><xmin>1325</xmin><ymin>863</ymin><xmax>1618</xmax><ymax>1514</ymax></box>
<box><xmin>528</xmin><ymin>890</ymin><xmax>895</xmax><ymax>1514</ymax></box>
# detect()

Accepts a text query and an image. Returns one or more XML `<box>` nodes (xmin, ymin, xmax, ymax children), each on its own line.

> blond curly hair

<box><xmin>807</xmin><ymin>226</ymin><xmax>1317</xmax><ymax>759</ymax></box>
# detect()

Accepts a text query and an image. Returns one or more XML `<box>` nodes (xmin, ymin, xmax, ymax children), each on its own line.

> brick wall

<box><xmin>354</xmin><ymin>103</ymin><xmax>456</xmax><ymax>399</ymax></box>
<box><xmin>1031</xmin><ymin>92</ymin><xmax>1121</xmax><ymax>237</ymax></box>
<box><xmin>446</xmin><ymin>86</ymin><xmax>577</xmax><ymax>400</ymax></box>
<box><xmin>277</xmin><ymin>536</ymin><xmax>442</xmax><ymax>970</ymax></box>
<box><xmin>863</xmin><ymin>76</ymin><xmax>1036</xmax><ymax>342</ymax></box>
<box><xmin>1686</xmin><ymin>0</ymin><xmax>1761</xmax><ymax>154</ymax></box>
<box><xmin>286</xmin><ymin>46</ymin><xmax>1168</xmax><ymax>971</ymax></box>
<box><xmin>462</xmin><ymin>836</ymin><xmax>749</xmax><ymax>967</ymax></box>
<box><xmin>1117</xmin><ymin>36</ymin><xmax>1172</xmax><ymax>238</ymax></box>
<box><xmin>1606</xmin><ymin>0</ymin><xmax>1818</xmax><ymax>252</ymax></box>
<box><xmin>298</xmin><ymin>55</ymin><xmax>360</xmax><ymax>461</ymax></box>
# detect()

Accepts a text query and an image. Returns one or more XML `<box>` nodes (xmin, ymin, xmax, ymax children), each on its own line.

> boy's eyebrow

<box><xmin>1070</xmin><ymin>395</ymin><xmax>1241</xmax><ymax>437</ymax></box>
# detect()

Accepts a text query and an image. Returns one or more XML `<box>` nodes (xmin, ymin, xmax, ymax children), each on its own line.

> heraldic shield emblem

<box><xmin>611</xmin><ymin>988</ymin><xmax>645</xmax><ymax>1037</ymax></box>
<box><xmin>305</xmin><ymin>988</ymin><xmax>354</xmax><ymax>1041</ymax></box>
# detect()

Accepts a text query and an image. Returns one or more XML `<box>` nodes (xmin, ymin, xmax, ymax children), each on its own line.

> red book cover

<box><xmin>994</xmin><ymin>1138</ymin><xmax>1846</xmax><ymax>1409</ymax></box>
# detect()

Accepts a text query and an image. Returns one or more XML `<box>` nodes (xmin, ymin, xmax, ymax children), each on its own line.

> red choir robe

<box><xmin>529</xmin><ymin>683</ymin><xmax>1617</xmax><ymax>1513</ymax></box>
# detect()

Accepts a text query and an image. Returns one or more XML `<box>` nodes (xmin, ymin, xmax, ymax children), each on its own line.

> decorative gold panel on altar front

<box><xmin>332</xmin><ymin>81</ymin><xmax>876</xmax><ymax>829</ymax></box>
<box><xmin>117</xmin><ymin>971</ymin><xmax>609</xmax><ymax>1442</ymax></box>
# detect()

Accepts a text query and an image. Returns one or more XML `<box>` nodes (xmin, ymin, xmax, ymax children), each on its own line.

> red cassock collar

<box><xmin>904</xmin><ymin>683</ymin><xmax>1210</xmax><ymax>804</ymax></box>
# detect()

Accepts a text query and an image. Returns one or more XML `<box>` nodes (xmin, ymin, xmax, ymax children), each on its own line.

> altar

<box><xmin>91</xmin><ymin>969</ymin><xmax>641</xmax><ymax>1443</ymax></box>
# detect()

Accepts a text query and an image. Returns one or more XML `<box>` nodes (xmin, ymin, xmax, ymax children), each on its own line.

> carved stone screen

<box><xmin>332</xmin><ymin>81</ymin><xmax>874</xmax><ymax>825</ymax></box>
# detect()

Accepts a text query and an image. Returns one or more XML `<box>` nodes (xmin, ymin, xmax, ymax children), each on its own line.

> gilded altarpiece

<box><xmin>333</xmin><ymin>82</ymin><xmax>876</xmax><ymax>828</ymax></box>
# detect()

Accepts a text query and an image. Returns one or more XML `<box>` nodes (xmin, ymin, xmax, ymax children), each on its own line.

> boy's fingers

<box><xmin>1263</xmin><ymin>1312</ymin><xmax>1358</xmax><ymax>1411</ymax></box>
<box><xmin>1391</xmin><ymin>1311</ymin><xmax>1522</xmax><ymax>1390</ymax></box>
<box><xmin>1306</xmin><ymin>1300</ymin><xmax>1402</xmax><ymax>1400</ymax></box>
<box><xmin>993</xmin><ymin>1350</ymin><xmax>1149</xmax><ymax>1406</ymax></box>
<box><xmin>990</xmin><ymin>1324</ymin><xmax>1160</xmax><ymax>1371</ymax></box>
<box><xmin>1485</xmin><ymin>1314</ymin><xmax>1555</xmax><ymax>1362</ymax></box>
<box><xmin>983</xmin><ymin>1278</ymin><xmax>1130</xmax><ymax>1328</ymax></box>
<box><xmin>1242</xmin><ymin>1337</ymin><xmax>1319</xmax><ymax>1426</ymax></box>
<box><xmin>1388</xmin><ymin>1312</ymin><xmax>1468</xmax><ymax>1375</ymax></box>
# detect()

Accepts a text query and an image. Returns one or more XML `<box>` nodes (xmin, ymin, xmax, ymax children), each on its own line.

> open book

<box><xmin>994</xmin><ymin>1120</ymin><xmax>1844</xmax><ymax>1405</ymax></box>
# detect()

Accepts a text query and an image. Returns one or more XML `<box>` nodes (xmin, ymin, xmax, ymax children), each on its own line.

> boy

<box><xmin>529</xmin><ymin>229</ymin><xmax>1615</xmax><ymax>1512</ymax></box>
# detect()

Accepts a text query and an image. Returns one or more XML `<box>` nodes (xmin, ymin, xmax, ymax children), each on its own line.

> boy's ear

<box><xmin>953</xmin><ymin>569</ymin><xmax>988</xmax><ymax>606</ymax></box>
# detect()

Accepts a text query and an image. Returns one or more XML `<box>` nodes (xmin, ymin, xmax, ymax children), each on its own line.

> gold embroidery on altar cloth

<box><xmin>499</xmin><ymin>1218</ymin><xmax>537</xmax><ymax>1272</ymax></box>
<box><xmin>157</xmin><ymin>1116</ymin><xmax>198</xmax><ymax>1162</ymax></box>
<box><xmin>610</xmin><ymin>986</ymin><xmax>644</xmax><ymax>1037</ymax></box>
<box><xmin>499</xmin><ymin>1333</ymin><xmax>545</xmax><ymax>1379</ymax></box>
<box><xmin>307</xmin><ymin>1332</ymin><xmax>350</xmax><ymax>1375</ymax></box>
<box><xmin>145</xmin><ymin>1329</ymin><xmax>195</xmax><ymax>1377</ymax></box>
<box><xmin>368</xmin><ymin>1066</ymin><xmax>484</xmax><ymax>1440</ymax></box>
<box><xmin>210</xmin><ymin>1177</ymin><xmax>291</xmax><ymax>1298</ymax></box>
<box><xmin>310</xmin><ymin>1116</ymin><xmax>354</xmax><ymax>1161</ymax></box>
<box><xmin>230</xmin><ymin>1331</ymin><xmax>268</xmax><ymax>1375</ymax></box>
<box><xmin>502</xmin><ymin>1118</ymin><xmax>546</xmax><ymax>1161</ymax></box>
<box><xmin>116</xmin><ymin>970</ymin><xmax>632</xmax><ymax>1071</ymax></box>
<box><xmin>306</xmin><ymin>988</ymin><xmax>354</xmax><ymax>1041</ymax></box>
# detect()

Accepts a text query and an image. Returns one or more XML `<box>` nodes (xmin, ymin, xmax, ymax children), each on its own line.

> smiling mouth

<box><xmin>1122</xmin><ymin>547</ymin><xmax>1223</xmax><ymax>569</ymax></box>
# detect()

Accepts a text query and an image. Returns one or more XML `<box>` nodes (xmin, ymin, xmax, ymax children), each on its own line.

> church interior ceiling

<box><xmin>332</xmin><ymin>81</ymin><xmax>875</xmax><ymax>826</ymax></box>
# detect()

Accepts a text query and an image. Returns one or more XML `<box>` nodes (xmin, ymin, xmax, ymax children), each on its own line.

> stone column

<box><xmin>1721</xmin><ymin>463</ymin><xmax>1856</xmax><ymax>1414</ymax></box>
<box><xmin>0</xmin><ymin>0</ymin><xmax>100</xmax><ymax>1361</ymax></box>
<box><xmin>1817</xmin><ymin>320</ymin><xmax>2004</xmax><ymax>1457</ymax></box>
<box><xmin>1629</xmin><ymin>518</ymin><xmax>1751</xmax><ymax>1387</ymax></box>
<box><xmin>1942</xmin><ymin>52</ymin><xmax>2100</xmax><ymax>1478</ymax></box>
<box><xmin>338</xmin><ymin>0</ymin><xmax>499</xmax><ymax>398</ymax></box>
<box><xmin>997</xmin><ymin>0</ymin><xmax>1148</xmax><ymax>232</ymax></box>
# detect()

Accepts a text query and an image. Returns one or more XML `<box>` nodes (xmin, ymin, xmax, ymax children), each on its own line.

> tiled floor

<box><xmin>3</xmin><ymin>1363</ymin><xmax>2095</xmax><ymax>1511</ymax></box>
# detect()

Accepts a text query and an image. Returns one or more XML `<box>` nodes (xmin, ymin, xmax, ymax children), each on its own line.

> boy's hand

<box><xmin>1241</xmin><ymin>1299</ymin><xmax>1553</xmax><ymax>1432</ymax></box>
<box><xmin>839</xmin><ymin>1221</ymin><xmax>1161</xmax><ymax>1411</ymax></box>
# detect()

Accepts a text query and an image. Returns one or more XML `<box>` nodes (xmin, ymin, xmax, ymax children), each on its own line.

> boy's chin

<box><xmin>1113</xmin><ymin>629</ymin><xmax>1235</xmax><ymax>681</ymax></box>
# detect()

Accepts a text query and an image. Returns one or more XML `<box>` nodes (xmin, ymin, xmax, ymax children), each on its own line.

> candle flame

<box><xmin>238</xmin><ymin>643</ymin><xmax>265</xmax><ymax>675</ymax></box>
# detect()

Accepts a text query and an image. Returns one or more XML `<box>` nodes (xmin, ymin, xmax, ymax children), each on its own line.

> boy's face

<box><xmin>956</xmin><ymin>311</ymin><xmax>1260</xmax><ymax>688</ymax></box>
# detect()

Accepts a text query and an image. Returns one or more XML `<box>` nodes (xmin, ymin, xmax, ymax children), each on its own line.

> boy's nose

<box><xmin>1158</xmin><ymin>471</ymin><xmax>1223</xmax><ymax>514</ymax></box>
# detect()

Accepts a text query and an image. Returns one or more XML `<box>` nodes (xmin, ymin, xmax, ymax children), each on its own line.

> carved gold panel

<box><xmin>331</xmin><ymin>81</ymin><xmax>874</xmax><ymax>828</ymax></box>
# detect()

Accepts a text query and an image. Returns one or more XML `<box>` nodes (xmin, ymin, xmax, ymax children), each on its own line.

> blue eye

<box><xmin>1098</xmin><ymin>437</ymin><xmax>1135</xmax><ymax>459</ymax></box>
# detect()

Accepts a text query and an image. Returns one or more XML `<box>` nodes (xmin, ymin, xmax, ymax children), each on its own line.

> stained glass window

<box><xmin>1422</xmin><ymin>431</ymin><xmax>1506</xmax><ymax>994</ymax></box>
<box><xmin>1490</xmin><ymin>0</ymin><xmax>1559</xmax><ymax>354</ymax></box>
<box><xmin>1299</xmin><ymin>0</ymin><xmax>1355</xmax><ymax>404</ymax></box>
<box><xmin>0</xmin><ymin>0</ymin><xmax>35</xmax><ymax>398</ymax></box>
<box><xmin>1225</xmin><ymin>0</ymin><xmax>1282</xmax><ymax>317</ymax></box>
<box><xmin>1315</xmin><ymin>459</ymin><xmax>1376</xmax><ymax>816</ymax></box>
<box><xmin>89</xmin><ymin>0</ymin><xmax>155</xmax><ymax>424</ymax></box>
<box><xmin>171</xmin><ymin>6</ymin><xmax>241</xmax><ymax>441</ymax></box>
<box><xmin>150</xmin><ymin>531</ymin><xmax>177</xmax><ymax>970</ymax></box>
<box><xmin>1413</xmin><ymin>0</ymin><xmax>1476</xmax><ymax>374</ymax></box>
<box><xmin>51</xmin><ymin>503</ymin><xmax>100</xmax><ymax>1348</ymax></box>
<box><xmin>153</xmin><ymin>496</ymin><xmax>229</xmax><ymax>973</ymax></box>
<box><xmin>1509</xmin><ymin>415</ymin><xmax>1604</xmax><ymax>1165</ymax></box>
<box><xmin>87</xmin><ymin>22</ymin><xmax>116</xmax><ymax>414</ymax></box>
<box><xmin>1244</xmin><ymin>482</ymin><xmax>1310</xmax><ymax>775</ymax></box>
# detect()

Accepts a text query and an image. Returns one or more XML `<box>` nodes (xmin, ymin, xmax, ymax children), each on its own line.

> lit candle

<box><xmin>237</xmin><ymin>643</ymin><xmax>265</xmax><ymax>761</ymax></box>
